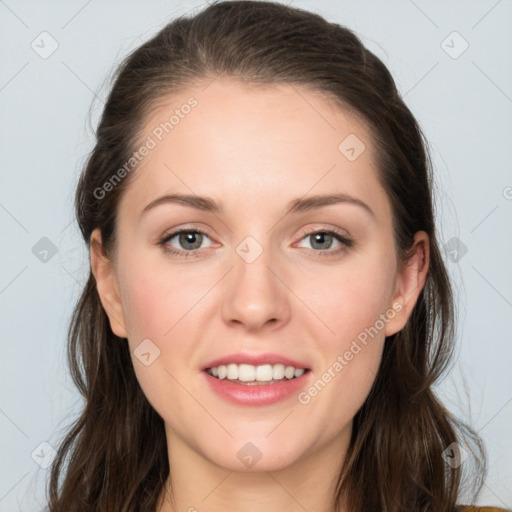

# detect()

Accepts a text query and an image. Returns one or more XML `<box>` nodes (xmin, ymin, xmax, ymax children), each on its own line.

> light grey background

<box><xmin>1</xmin><ymin>1</ymin><xmax>511</xmax><ymax>510</ymax></box>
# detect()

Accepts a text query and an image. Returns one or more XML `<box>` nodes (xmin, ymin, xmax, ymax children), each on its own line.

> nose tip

<box><xmin>221</xmin><ymin>248</ymin><xmax>290</xmax><ymax>332</ymax></box>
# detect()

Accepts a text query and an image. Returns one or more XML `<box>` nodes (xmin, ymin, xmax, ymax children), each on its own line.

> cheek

<box><xmin>118</xmin><ymin>254</ymin><xmax>205</xmax><ymax>341</ymax></box>
<box><xmin>117</xmin><ymin>254</ymin><xmax>217</xmax><ymax>395</ymax></box>
<box><xmin>303</xmin><ymin>250</ymin><xmax>397</xmax><ymax>347</ymax></box>
<box><xmin>120</xmin><ymin>272</ymin><xmax>167</xmax><ymax>340</ymax></box>
<box><xmin>293</xmin><ymin>247</ymin><xmax>396</xmax><ymax>412</ymax></box>
<box><xmin>295</xmin><ymin>261</ymin><xmax>394</xmax><ymax>433</ymax></box>
<box><xmin>117</xmin><ymin>261</ymin><xmax>205</xmax><ymax>409</ymax></box>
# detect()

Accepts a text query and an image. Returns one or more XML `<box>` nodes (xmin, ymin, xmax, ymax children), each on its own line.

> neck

<box><xmin>156</xmin><ymin>426</ymin><xmax>351</xmax><ymax>512</ymax></box>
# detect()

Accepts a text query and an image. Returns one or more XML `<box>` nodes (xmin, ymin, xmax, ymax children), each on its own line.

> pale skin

<box><xmin>90</xmin><ymin>78</ymin><xmax>429</xmax><ymax>512</ymax></box>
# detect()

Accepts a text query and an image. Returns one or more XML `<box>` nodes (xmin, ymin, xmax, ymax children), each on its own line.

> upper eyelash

<box><xmin>158</xmin><ymin>228</ymin><xmax>353</xmax><ymax>257</ymax></box>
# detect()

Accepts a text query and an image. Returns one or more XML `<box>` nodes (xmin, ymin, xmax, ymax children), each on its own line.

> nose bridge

<box><xmin>220</xmin><ymin>232</ymin><xmax>290</xmax><ymax>330</ymax></box>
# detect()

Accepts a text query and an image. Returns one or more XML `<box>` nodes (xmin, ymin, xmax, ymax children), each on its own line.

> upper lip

<box><xmin>202</xmin><ymin>353</ymin><xmax>310</xmax><ymax>371</ymax></box>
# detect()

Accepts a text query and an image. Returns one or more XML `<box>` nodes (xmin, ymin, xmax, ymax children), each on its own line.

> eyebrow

<box><xmin>141</xmin><ymin>193</ymin><xmax>375</xmax><ymax>218</ymax></box>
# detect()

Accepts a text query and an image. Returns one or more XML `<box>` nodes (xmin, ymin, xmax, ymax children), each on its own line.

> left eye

<box><xmin>296</xmin><ymin>230</ymin><xmax>352</xmax><ymax>252</ymax></box>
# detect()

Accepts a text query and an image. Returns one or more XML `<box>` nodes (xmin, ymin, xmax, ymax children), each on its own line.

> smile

<box><xmin>203</xmin><ymin>365</ymin><xmax>312</xmax><ymax>406</ymax></box>
<box><xmin>206</xmin><ymin>363</ymin><xmax>307</xmax><ymax>384</ymax></box>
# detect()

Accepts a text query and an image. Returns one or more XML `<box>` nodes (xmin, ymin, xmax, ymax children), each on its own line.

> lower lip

<box><xmin>203</xmin><ymin>370</ymin><xmax>311</xmax><ymax>406</ymax></box>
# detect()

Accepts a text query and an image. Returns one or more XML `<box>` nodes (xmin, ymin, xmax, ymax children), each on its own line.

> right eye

<box><xmin>159</xmin><ymin>228</ymin><xmax>214</xmax><ymax>257</ymax></box>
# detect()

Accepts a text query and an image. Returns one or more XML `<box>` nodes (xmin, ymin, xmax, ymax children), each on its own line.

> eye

<box><xmin>295</xmin><ymin>229</ymin><xmax>353</xmax><ymax>256</ymax></box>
<box><xmin>158</xmin><ymin>228</ymin><xmax>213</xmax><ymax>256</ymax></box>
<box><xmin>158</xmin><ymin>227</ymin><xmax>354</xmax><ymax>258</ymax></box>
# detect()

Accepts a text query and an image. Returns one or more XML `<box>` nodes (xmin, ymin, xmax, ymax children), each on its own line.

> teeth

<box><xmin>207</xmin><ymin>363</ymin><xmax>307</xmax><ymax>382</ymax></box>
<box><xmin>255</xmin><ymin>364</ymin><xmax>273</xmax><ymax>381</ymax></box>
<box><xmin>273</xmin><ymin>364</ymin><xmax>285</xmax><ymax>380</ymax></box>
<box><xmin>227</xmin><ymin>363</ymin><xmax>239</xmax><ymax>380</ymax></box>
<box><xmin>217</xmin><ymin>365</ymin><xmax>227</xmax><ymax>379</ymax></box>
<box><xmin>284</xmin><ymin>366</ymin><xmax>295</xmax><ymax>379</ymax></box>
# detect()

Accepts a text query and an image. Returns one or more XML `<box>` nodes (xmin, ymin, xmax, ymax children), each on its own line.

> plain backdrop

<box><xmin>1</xmin><ymin>0</ymin><xmax>511</xmax><ymax>510</ymax></box>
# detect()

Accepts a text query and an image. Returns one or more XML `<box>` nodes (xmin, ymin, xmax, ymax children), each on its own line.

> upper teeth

<box><xmin>207</xmin><ymin>363</ymin><xmax>306</xmax><ymax>382</ymax></box>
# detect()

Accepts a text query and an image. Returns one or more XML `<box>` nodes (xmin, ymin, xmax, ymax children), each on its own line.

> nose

<box><xmin>221</xmin><ymin>242</ymin><xmax>291</xmax><ymax>333</ymax></box>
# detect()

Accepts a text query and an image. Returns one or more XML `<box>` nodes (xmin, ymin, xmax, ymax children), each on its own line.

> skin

<box><xmin>90</xmin><ymin>77</ymin><xmax>429</xmax><ymax>512</ymax></box>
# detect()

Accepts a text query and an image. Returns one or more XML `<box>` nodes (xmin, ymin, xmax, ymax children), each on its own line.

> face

<box><xmin>91</xmin><ymin>77</ymin><xmax>428</xmax><ymax>474</ymax></box>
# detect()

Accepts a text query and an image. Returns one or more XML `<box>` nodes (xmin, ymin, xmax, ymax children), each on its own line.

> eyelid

<box><xmin>294</xmin><ymin>224</ymin><xmax>351</xmax><ymax>241</ymax></box>
<box><xmin>160</xmin><ymin>225</ymin><xmax>210</xmax><ymax>239</ymax></box>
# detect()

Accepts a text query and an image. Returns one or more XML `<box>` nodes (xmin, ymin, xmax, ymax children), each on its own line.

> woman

<box><xmin>47</xmin><ymin>1</ymin><xmax>508</xmax><ymax>511</ymax></box>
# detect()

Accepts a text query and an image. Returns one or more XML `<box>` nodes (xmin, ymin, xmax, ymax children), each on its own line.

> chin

<box><xmin>200</xmin><ymin>435</ymin><xmax>307</xmax><ymax>473</ymax></box>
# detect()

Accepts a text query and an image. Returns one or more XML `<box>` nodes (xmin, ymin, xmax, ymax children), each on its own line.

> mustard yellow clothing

<box><xmin>461</xmin><ymin>507</ymin><xmax>510</xmax><ymax>511</ymax></box>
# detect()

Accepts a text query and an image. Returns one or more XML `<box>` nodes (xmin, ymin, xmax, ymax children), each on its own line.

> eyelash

<box><xmin>158</xmin><ymin>226</ymin><xmax>354</xmax><ymax>259</ymax></box>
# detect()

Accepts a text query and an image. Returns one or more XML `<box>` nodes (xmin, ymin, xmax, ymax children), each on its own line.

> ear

<box><xmin>384</xmin><ymin>231</ymin><xmax>430</xmax><ymax>337</ymax></box>
<box><xmin>90</xmin><ymin>228</ymin><xmax>128</xmax><ymax>339</ymax></box>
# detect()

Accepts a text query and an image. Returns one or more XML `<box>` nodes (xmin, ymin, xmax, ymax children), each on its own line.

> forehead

<box><xmin>119</xmin><ymin>77</ymin><xmax>390</xmax><ymax>222</ymax></box>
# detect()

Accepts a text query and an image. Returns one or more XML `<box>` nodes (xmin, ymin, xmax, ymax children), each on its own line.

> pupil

<box><xmin>312</xmin><ymin>233</ymin><xmax>332</xmax><ymax>250</ymax></box>
<box><xmin>180</xmin><ymin>232</ymin><xmax>202</xmax><ymax>250</ymax></box>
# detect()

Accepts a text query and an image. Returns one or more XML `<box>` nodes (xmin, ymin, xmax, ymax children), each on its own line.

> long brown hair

<box><xmin>48</xmin><ymin>1</ymin><xmax>486</xmax><ymax>510</ymax></box>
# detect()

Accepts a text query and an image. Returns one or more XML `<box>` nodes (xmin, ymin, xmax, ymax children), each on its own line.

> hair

<box><xmin>48</xmin><ymin>1</ymin><xmax>486</xmax><ymax>511</ymax></box>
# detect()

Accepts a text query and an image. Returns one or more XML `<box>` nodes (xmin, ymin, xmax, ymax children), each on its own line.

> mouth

<box><xmin>203</xmin><ymin>363</ymin><xmax>312</xmax><ymax>406</ymax></box>
<box><xmin>205</xmin><ymin>363</ymin><xmax>311</xmax><ymax>386</ymax></box>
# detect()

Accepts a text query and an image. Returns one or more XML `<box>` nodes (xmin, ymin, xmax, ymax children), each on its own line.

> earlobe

<box><xmin>384</xmin><ymin>231</ymin><xmax>430</xmax><ymax>337</ymax></box>
<box><xmin>90</xmin><ymin>228</ymin><xmax>128</xmax><ymax>339</ymax></box>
